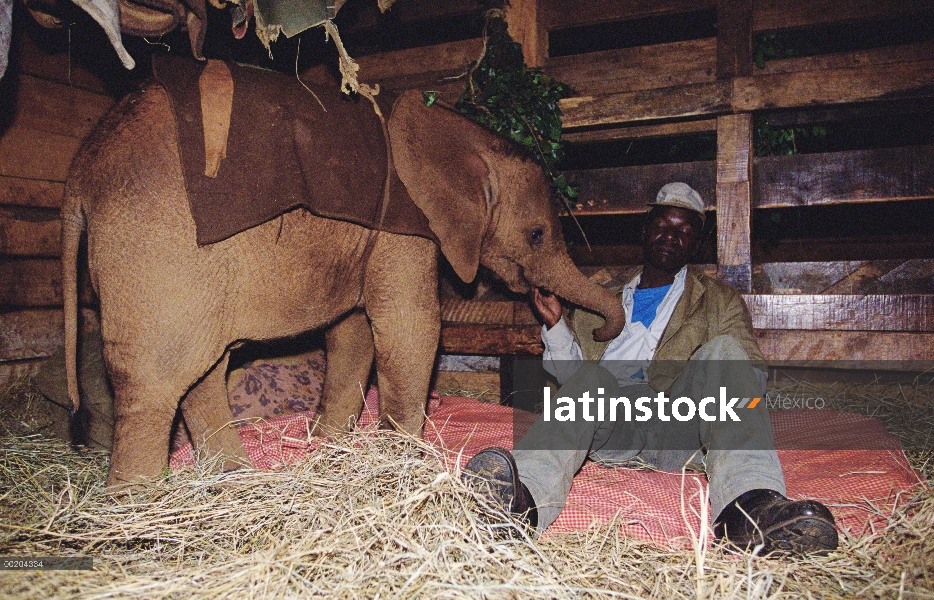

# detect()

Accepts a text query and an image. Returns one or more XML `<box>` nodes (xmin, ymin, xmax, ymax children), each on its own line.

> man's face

<box><xmin>641</xmin><ymin>206</ymin><xmax>703</xmax><ymax>274</ymax></box>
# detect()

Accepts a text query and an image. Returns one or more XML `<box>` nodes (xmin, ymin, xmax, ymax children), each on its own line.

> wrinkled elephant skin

<box><xmin>61</xmin><ymin>87</ymin><xmax>626</xmax><ymax>487</ymax></box>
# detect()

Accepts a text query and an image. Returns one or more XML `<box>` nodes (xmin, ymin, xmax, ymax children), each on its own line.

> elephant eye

<box><xmin>529</xmin><ymin>227</ymin><xmax>545</xmax><ymax>246</ymax></box>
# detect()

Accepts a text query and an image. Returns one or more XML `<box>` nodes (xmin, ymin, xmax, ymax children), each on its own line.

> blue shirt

<box><xmin>631</xmin><ymin>284</ymin><xmax>672</xmax><ymax>328</ymax></box>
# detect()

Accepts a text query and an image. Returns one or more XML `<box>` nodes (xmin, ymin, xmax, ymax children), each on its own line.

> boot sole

<box><xmin>763</xmin><ymin>515</ymin><xmax>839</xmax><ymax>555</ymax></box>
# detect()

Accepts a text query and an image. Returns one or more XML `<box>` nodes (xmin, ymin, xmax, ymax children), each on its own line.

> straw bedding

<box><xmin>1</xmin><ymin>378</ymin><xmax>932</xmax><ymax>599</ymax></box>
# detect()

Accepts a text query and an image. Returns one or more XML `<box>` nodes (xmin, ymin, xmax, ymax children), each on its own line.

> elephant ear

<box><xmin>388</xmin><ymin>90</ymin><xmax>496</xmax><ymax>283</ymax></box>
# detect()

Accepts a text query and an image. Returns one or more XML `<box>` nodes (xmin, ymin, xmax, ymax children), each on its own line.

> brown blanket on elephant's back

<box><xmin>152</xmin><ymin>55</ymin><xmax>435</xmax><ymax>246</ymax></box>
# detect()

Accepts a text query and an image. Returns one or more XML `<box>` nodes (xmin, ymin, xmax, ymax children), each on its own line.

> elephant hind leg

<box><xmin>180</xmin><ymin>351</ymin><xmax>250</xmax><ymax>471</ymax></box>
<box><xmin>315</xmin><ymin>309</ymin><xmax>374</xmax><ymax>435</ymax></box>
<box><xmin>106</xmin><ymin>367</ymin><xmax>180</xmax><ymax>488</ymax></box>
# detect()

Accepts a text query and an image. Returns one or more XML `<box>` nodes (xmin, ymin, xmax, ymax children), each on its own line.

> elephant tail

<box><xmin>61</xmin><ymin>188</ymin><xmax>85</xmax><ymax>413</ymax></box>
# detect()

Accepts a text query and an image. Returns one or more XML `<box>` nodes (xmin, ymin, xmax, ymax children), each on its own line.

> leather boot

<box><xmin>714</xmin><ymin>488</ymin><xmax>838</xmax><ymax>555</ymax></box>
<box><xmin>462</xmin><ymin>447</ymin><xmax>538</xmax><ymax>528</ymax></box>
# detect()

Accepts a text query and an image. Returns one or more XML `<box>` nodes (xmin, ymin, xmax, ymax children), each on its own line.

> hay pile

<box><xmin>1</xmin><ymin>378</ymin><xmax>932</xmax><ymax>598</ymax></box>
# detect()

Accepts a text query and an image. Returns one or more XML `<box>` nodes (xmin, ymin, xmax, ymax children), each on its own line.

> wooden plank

<box><xmin>754</xmin><ymin>145</ymin><xmax>934</xmax><ymax>208</ymax></box>
<box><xmin>541</xmin><ymin>0</ymin><xmax>715</xmax><ymax>30</ymax></box>
<box><xmin>437</xmin><ymin>324</ymin><xmax>934</xmax><ymax>362</ymax></box>
<box><xmin>0</xmin><ymin>308</ymin><xmax>63</xmax><ymax>361</ymax></box>
<box><xmin>11</xmin><ymin>74</ymin><xmax>113</xmax><ymax>139</ymax></box>
<box><xmin>759</xmin><ymin>98</ymin><xmax>933</xmax><ymax>129</ymax></box>
<box><xmin>754</xmin><ymin>261</ymin><xmax>869</xmax><ymax>294</ymax></box>
<box><xmin>0</xmin><ymin>307</ymin><xmax>99</xmax><ymax>361</ymax></box>
<box><xmin>441</xmin><ymin>298</ymin><xmax>538</xmax><ymax>326</ymax></box>
<box><xmin>15</xmin><ymin>35</ymin><xmax>109</xmax><ymax>94</ymax></box>
<box><xmin>753</xmin><ymin>0</ymin><xmax>934</xmax><ymax>33</ymax></box>
<box><xmin>0</xmin><ymin>206</ymin><xmax>61</xmax><ymax>257</ymax></box>
<box><xmin>818</xmin><ymin>261</ymin><xmax>906</xmax><ymax>294</ymax></box>
<box><xmin>0</xmin><ymin>257</ymin><xmax>97</xmax><ymax>307</ymax></box>
<box><xmin>562</xmin><ymin>119</ymin><xmax>717</xmax><ymax>144</ymax></box>
<box><xmin>0</xmin><ymin>126</ymin><xmax>82</xmax><ymax>181</ymax></box>
<box><xmin>716</xmin><ymin>114</ymin><xmax>753</xmax><ymax>291</ymax></box>
<box><xmin>0</xmin><ymin>258</ymin><xmax>62</xmax><ymax>306</ymax></box>
<box><xmin>0</xmin><ymin>358</ymin><xmax>45</xmax><ymax>388</ymax></box>
<box><xmin>560</xmin><ymin>81</ymin><xmax>731</xmax><ymax>129</ymax></box>
<box><xmin>504</xmin><ymin>0</ymin><xmax>547</xmax><ymax>68</ymax></box>
<box><xmin>566</xmin><ymin>160</ymin><xmax>716</xmax><ymax>215</ymax></box>
<box><xmin>545</xmin><ymin>38</ymin><xmax>717</xmax><ymax>97</ymax></box>
<box><xmin>0</xmin><ymin>176</ymin><xmax>64</xmax><ymax>209</ymax></box>
<box><xmin>358</xmin><ymin>38</ymin><xmax>483</xmax><ymax>84</ymax></box>
<box><xmin>716</xmin><ymin>0</ymin><xmax>753</xmax><ymax>79</ymax></box>
<box><xmin>733</xmin><ymin>59</ymin><xmax>934</xmax><ymax>112</ymax></box>
<box><xmin>755</xmin><ymin>330</ymin><xmax>934</xmax><ymax>363</ymax></box>
<box><xmin>743</xmin><ymin>294</ymin><xmax>934</xmax><ymax>332</ymax></box>
<box><xmin>439</xmin><ymin>323</ymin><xmax>543</xmax><ymax>356</ymax></box>
<box><xmin>760</xmin><ymin>40</ymin><xmax>934</xmax><ymax>76</ymax></box>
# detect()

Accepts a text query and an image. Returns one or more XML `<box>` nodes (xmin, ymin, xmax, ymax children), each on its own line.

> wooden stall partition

<box><xmin>0</xmin><ymin>36</ymin><xmax>114</xmax><ymax>386</ymax></box>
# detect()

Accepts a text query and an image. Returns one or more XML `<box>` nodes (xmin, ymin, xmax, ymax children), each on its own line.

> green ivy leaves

<box><xmin>446</xmin><ymin>15</ymin><xmax>577</xmax><ymax>213</ymax></box>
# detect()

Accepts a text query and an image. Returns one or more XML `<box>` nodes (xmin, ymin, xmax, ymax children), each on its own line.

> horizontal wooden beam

<box><xmin>754</xmin><ymin>144</ymin><xmax>934</xmax><ymax>208</ymax></box>
<box><xmin>754</xmin><ymin>330</ymin><xmax>934</xmax><ymax>363</ymax></box>
<box><xmin>16</xmin><ymin>35</ymin><xmax>109</xmax><ymax>94</ymax></box>
<box><xmin>732</xmin><ymin>59</ymin><xmax>934</xmax><ymax>112</ymax></box>
<box><xmin>562</xmin><ymin>119</ymin><xmax>717</xmax><ymax>144</ymax></box>
<box><xmin>439</xmin><ymin>323</ymin><xmax>543</xmax><ymax>356</ymax></box>
<box><xmin>0</xmin><ymin>308</ymin><xmax>99</xmax><ymax>361</ymax></box>
<box><xmin>12</xmin><ymin>75</ymin><xmax>113</xmax><ymax>140</ymax></box>
<box><xmin>0</xmin><ymin>177</ymin><xmax>64</xmax><ymax>209</ymax></box>
<box><xmin>0</xmin><ymin>258</ymin><xmax>97</xmax><ymax>307</ymax></box>
<box><xmin>556</xmin><ymin>56</ymin><xmax>934</xmax><ymax>128</ymax></box>
<box><xmin>439</xmin><ymin>293</ymin><xmax>934</xmax><ymax>334</ymax></box>
<box><xmin>743</xmin><ymin>294</ymin><xmax>934</xmax><ymax>332</ymax></box>
<box><xmin>541</xmin><ymin>0</ymin><xmax>715</xmax><ymax>30</ymax></box>
<box><xmin>759</xmin><ymin>40</ymin><xmax>934</xmax><ymax>77</ymax></box>
<box><xmin>358</xmin><ymin>37</ymin><xmax>482</xmax><ymax>85</ymax></box>
<box><xmin>565</xmin><ymin>143</ymin><xmax>934</xmax><ymax>215</ymax></box>
<box><xmin>0</xmin><ymin>206</ymin><xmax>61</xmax><ymax>256</ymax></box>
<box><xmin>441</xmin><ymin>298</ymin><xmax>537</xmax><ymax>326</ymax></box>
<box><xmin>545</xmin><ymin>38</ymin><xmax>716</xmax><ymax>97</ymax></box>
<box><xmin>436</xmin><ymin>321</ymin><xmax>934</xmax><ymax>362</ymax></box>
<box><xmin>566</xmin><ymin>161</ymin><xmax>716</xmax><ymax>215</ymax></box>
<box><xmin>560</xmin><ymin>81</ymin><xmax>731</xmax><ymax>129</ymax></box>
<box><xmin>753</xmin><ymin>0</ymin><xmax>934</xmax><ymax>33</ymax></box>
<box><xmin>0</xmin><ymin>126</ymin><xmax>82</xmax><ymax>182</ymax></box>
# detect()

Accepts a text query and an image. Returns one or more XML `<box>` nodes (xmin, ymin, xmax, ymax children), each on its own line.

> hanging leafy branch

<box><xmin>425</xmin><ymin>6</ymin><xmax>577</xmax><ymax>217</ymax></box>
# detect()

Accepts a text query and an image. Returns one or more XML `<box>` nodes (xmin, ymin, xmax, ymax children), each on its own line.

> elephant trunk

<box><xmin>531</xmin><ymin>254</ymin><xmax>626</xmax><ymax>343</ymax></box>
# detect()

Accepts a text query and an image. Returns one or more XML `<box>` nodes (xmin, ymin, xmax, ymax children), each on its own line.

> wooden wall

<box><xmin>333</xmin><ymin>0</ymin><xmax>934</xmax><ymax>363</ymax></box>
<box><xmin>0</xmin><ymin>36</ymin><xmax>114</xmax><ymax>386</ymax></box>
<box><xmin>1</xmin><ymin>0</ymin><xmax>932</xmax><ymax>384</ymax></box>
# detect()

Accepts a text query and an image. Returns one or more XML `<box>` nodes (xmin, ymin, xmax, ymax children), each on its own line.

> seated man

<box><xmin>463</xmin><ymin>182</ymin><xmax>838</xmax><ymax>555</ymax></box>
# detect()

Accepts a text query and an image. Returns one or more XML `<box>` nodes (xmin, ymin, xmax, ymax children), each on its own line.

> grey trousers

<box><xmin>512</xmin><ymin>335</ymin><xmax>785</xmax><ymax>533</ymax></box>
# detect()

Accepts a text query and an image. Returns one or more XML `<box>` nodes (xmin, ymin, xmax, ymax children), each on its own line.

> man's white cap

<box><xmin>648</xmin><ymin>182</ymin><xmax>706</xmax><ymax>224</ymax></box>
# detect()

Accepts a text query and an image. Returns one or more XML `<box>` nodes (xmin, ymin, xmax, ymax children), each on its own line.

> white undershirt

<box><xmin>542</xmin><ymin>267</ymin><xmax>687</xmax><ymax>386</ymax></box>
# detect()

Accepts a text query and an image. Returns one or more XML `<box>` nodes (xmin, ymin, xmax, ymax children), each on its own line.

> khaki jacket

<box><xmin>567</xmin><ymin>265</ymin><xmax>765</xmax><ymax>393</ymax></box>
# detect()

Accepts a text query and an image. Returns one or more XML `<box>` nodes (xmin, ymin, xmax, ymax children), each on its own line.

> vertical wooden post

<box><xmin>716</xmin><ymin>113</ymin><xmax>753</xmax><ymax>292</ymax></box>
<box><xmin>504</xmin><ymin>0</ymin><xmax>547</xmax><ymax>68</ymax></box>
<box><xmin>716</xmin><ymin>0</ymin><xmax>753</xmax><ymax>78</ymax></box>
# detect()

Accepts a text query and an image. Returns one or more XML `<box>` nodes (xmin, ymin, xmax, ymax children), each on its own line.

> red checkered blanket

<box><xmin>169</xmin><ymin>389</ymin><xmax>922</xmax><ymax>548</ymax></box>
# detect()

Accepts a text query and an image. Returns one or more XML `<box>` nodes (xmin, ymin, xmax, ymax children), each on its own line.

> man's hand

<box><xmin>530</xmin><ymin>288</ymin><xmax>563</xmax><ymax>329</ymax></box>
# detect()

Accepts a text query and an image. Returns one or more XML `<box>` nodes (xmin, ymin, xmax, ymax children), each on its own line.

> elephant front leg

<box><xmin>364</xmin><ymin>235</ymin><xmax>440</xmax><ymax>436</ymax></box>
<box><xmin>315</xmin><ymin>309</ymin><xmax>375</xmax><ymax>435</ymax></box>
<box><xmin>180</xmin><ymin>352</ymin><xmax>250</xmax><ymax>471</ymax></box>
